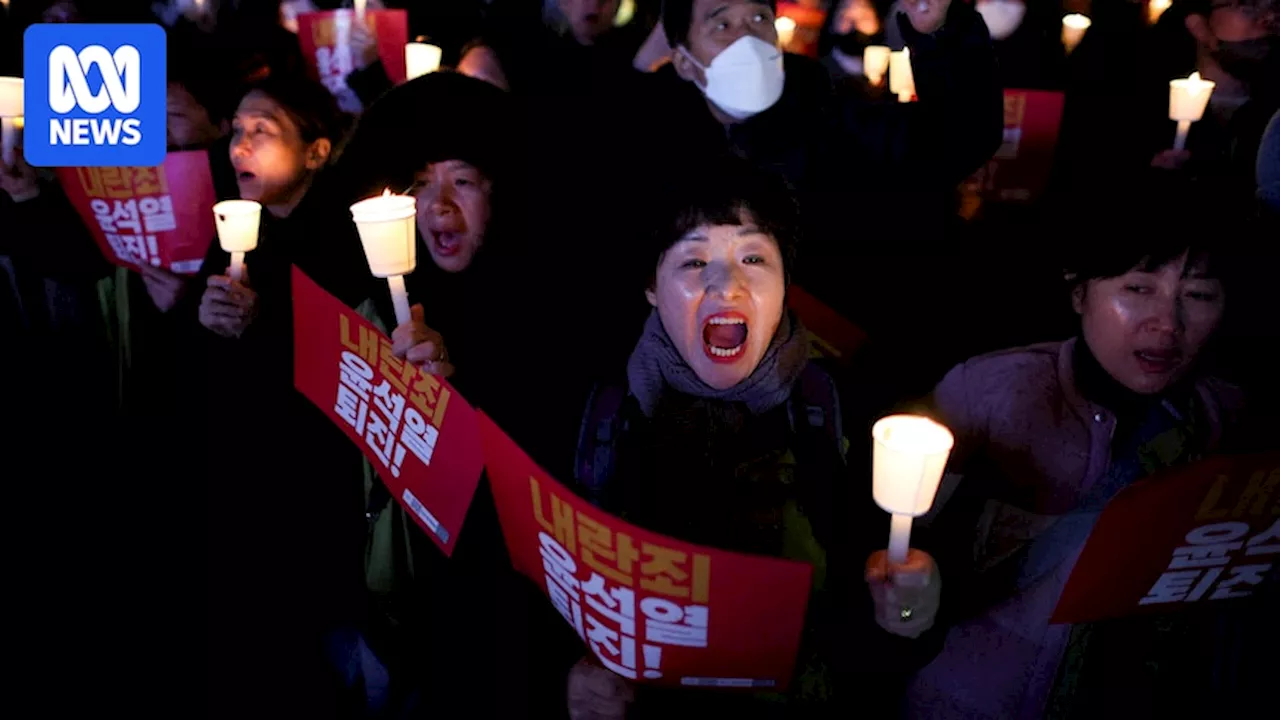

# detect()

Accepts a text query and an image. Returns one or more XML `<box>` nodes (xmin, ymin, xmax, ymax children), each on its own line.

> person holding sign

<box><xmin>324</xmin><ymin>70</ymin><xmax>536</xmax><ymax>716</ymax></box>
<box><xmin>906</xmin><ymin>201</ymin><xmax>1262</xmax><ymax>720</ymax></box>
<box><xmin>567</xmin><ymin>158</ymin><xmax>942</xmax><ymax>718</ymax></box>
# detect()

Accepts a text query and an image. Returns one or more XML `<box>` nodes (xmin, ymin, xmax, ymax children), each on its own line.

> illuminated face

<box><xmin>646</xmin><ymin>218</ymin><xmax>786</xmax><ymax>389</ymax></box>
<box><xmin>413</xmin><ymin>160</ymin><xmax>492</xmax><ymax>273</ymax></box>
<box><xmin>1075</xmin><ymin>251</ymin><xmax>1226</xmax><ymax>394</ymax></box>
<box><xmin>834</xmin><ymin>0</ymin><xmax>881</xmax><ymax>36</ymax></box>
<box><xmin>229</xmin><ymin>91</ymin><xmax>328</xmax><ymax>211</ymax></box>
<box><xmin>679</xmin><ymin>0</ymin><xmax>777</xmax><ymax>68</ymax></box>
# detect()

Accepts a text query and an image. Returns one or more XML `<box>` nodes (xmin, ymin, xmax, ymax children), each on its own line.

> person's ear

<box><xmin>671</xmin><ymin>47</ymin><xmax>705</xmax><ymax>87</ymax></box>
<box><xmin>1185</xmin><ymin>13</ymin><xmax>1214</xmax><ymax>47</ymax></box>
<box><xmin>1071</xmin><ymin>283</ymin><xmax>1086</xmax><ymax>315</ymax></box>
<box><xmin>305</xmin><ymin>138</ymin><xmax>331</xmax><ymax>170</ymax></box>
<box><xmin>645</xmin><ymin>288</ymin><xmax>658</xmax><ymax>307</ymax></box>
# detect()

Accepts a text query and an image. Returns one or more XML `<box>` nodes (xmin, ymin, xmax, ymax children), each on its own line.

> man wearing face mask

<box><xmin>1150</xmin><ymin>1</ymin><xmax>1279</xmax><ymax>189</ymax></box>
<box><xmin>644</xmin><ymin>0</ymin><xmax>1000</xmax><ymax>317</ymax></box>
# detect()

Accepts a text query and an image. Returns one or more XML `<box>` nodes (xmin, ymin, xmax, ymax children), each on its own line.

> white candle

<box><xmin>0</xmin><ymin>76</ymin><xmax>22</xmax><ymax>167</ymax></box>
<box><xmin>1168</xmin><ymin>71</ymin><xmax>1215</xmax><ymax>151</ymax></box>
<box><xmin>775</xmin><ymin>16</ymin><xmax>797</xmax><ymax>50</ymax></box>
<box><xmin>405</xmin><ymin>43</ymin><xmax>443</xmax><ymax>80</ymax></box>
<box><xmin>889</xmin><ymin>48</ymin><xmax>915</xmax><ymax>103</ymax></box>
<box><xmin>351</xmin><ymin>190</ymin><xmax>418</xmax><ymax>326</ymax></box>
<box><xmin>872</xmin><ymin>415</ymin><xmax>955</xmax><ymax>564</ymax></box>
<box><xmin>213</xmin><ymin>200</ymin><xmax>262</xmax><ymax>282</ymax></box>
<box><xmin>1061</xmin><ymin>14</ymin><xmax>1091</xmax><ymax>54</ymax></box>
<box><xmin>1147</xmin><ymin>0</ymin><xmax>1171</xmax><ymax>25</ymax></box>
<box><xmin>864</xmin><ymin>45</ymin><xmax>891</xmax><ymax>86</ymax></box>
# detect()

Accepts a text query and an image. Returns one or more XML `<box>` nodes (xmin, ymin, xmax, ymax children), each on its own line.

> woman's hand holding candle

<box><xmin>392</xmin><ymin>304</ymin><xmax>454</xmax><ymax>378</ymax></box>
<box><xmin>866</xmin><ymin>548</ymin><xmax>941</xmax><ymax>638</ymax></box>
<box><xmin>199</xmin><ymin>265</ymin><xmax>258</xmax><ymax>338</ymax></box>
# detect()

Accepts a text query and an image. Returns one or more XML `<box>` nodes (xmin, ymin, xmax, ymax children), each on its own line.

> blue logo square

<box><xmin>23</xmin><ymin>24</ymin><xmax>167</xmax><ymax>167</ymax></box>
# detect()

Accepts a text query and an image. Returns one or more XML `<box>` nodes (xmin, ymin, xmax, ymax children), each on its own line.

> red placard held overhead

<box><xmin>55</xmin><ymin>150</ymin><xmax>217</xmax><ymax>274</ymax></box>
<box><xmin>1052</xmin><ymin>452</ymin><xmax>1280</xmax><ymax>625</ymax></box>
<box><xmin>292</xmin><ymin>266</ymin><xmax>485</xmax><ymax>556</ymax></box>
<box><xmin>297</xmin><ymin>9</ymin><xmax>409</xmax><ymax>107</ymax></box>
<box><xmin>478</xmin><ymin>413</ymin><xmax>815</xmax><ymax>689</ymax></box>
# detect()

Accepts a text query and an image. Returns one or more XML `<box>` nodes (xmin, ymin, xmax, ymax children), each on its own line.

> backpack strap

<box><xmin>574</xmin><ymin>382</ymin><xmax>630</xmax><ymax>507</ymax></box>
<box><xmin>787</xmin><ymin>361</ymin><xmax>846</xmax><ymax>465</ymax></box>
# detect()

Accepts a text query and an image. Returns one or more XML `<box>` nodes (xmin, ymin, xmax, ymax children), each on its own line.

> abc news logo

<box><xmin>24</xmin><ymin>24</ymin><xmax>165</xmax><ymax>167</ymax></box>
<box><xmin>48</xmin><ymin>44</ymin><xmax>143</xmax><ymax>146</ymax></box>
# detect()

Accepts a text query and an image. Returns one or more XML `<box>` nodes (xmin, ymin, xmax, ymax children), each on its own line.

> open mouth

<box><xmin>236</xmin><ymin>170</ymin><xmax>256</xmax><ymax>183</ymax></box>
<box><xmin>702</xmin><ymin>311</ymin><xmax>748</xmax><ymax>362</ymax></box>
<box><xmin>429</xmin><ymin>230</ymin><xmax>463</xmax><ymax>257</ymax></box>
<box><xmin>1134</xmin><ymin>348</ymin><xmax>1181</xmax><ymax>374</ymax></box>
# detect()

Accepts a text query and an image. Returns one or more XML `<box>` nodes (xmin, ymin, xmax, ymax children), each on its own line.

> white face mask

<box><xmin>976</xmin><ymin>0</ymin><xmax>1026</xmax><ymax>41</ymax></box>
<box><xmin>680</xmin><ymin>36</ymin><xmax>785</xmax><ymax>121</ymax></box>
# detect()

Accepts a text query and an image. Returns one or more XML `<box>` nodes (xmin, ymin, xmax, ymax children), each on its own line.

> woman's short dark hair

<box><xmin>649</xmin><ymin>155</ymin><xmax>800</xmax><ymax>285</ymax></box>
<box><xmin>240</xmin><ymin>73</ymin><xmax>344</xmax><ymax>145</ymax></box>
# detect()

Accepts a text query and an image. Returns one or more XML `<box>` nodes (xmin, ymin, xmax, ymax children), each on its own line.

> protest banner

<box><xmin>292</xmin><ymin>266</ymin><xmax>485</xmax><ymax>556</ymax></box>
<box><xmin>1052</xmin><ymin>452</ymin><xmax>1279</xmax><ymax>624</ymax></box>
<box><xmin>962</xmin><ymin>89</ymin><xmax>1066</xmax><ymax>209</ymax></box>
<box><xmin>478</xmin><ymin>413</ymin><xmax>815</xmax><ymax>689</ymax></box>
<box><xmin>788</xmin><ymin>285</ymin><xmax>868</xmax><ymax>364</ymax></box>
<box><xmin>297</xmin><ymin>9</ymin><xmax>409</xmax><ymax>105</ymax></box>
<box><xmin>56</xmin><ymin>150</ymin><xmax>216</xmax><ymax>274</ymax></box>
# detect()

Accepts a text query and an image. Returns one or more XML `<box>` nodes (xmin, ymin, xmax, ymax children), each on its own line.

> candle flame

<box><xmin>775</xmin><ymin>16</ymin><xmax>796</xmax><ymax>33</ymax></box>
<box><xmin>382</xmin><ymin>188</ymin><xmax>391</xmax><ymax>197</ymax></box>
<box><xmin>1189</xmin><ymin>71</ymin><xmax>1201</xmax><ymax>82</ymax></box>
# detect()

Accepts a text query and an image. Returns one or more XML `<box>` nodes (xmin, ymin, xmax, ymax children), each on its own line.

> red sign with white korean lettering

<box><xmin>478</xmin><ymin>413</ymin><xmax>814</xmax><ymax>689</ymax></box>
<box><xmin>292</xmin><ymin>266</ymin><xmax>485</xmax><ymax>556</ymax></box>
<box><xmin>1052</xmin><ymin>452</ymin><xmax>1280</xmax><ymax>624</ymax></box>
<box><xmin>55</xmin><ymin>151</ymin><xmax>216</xmax><ymax>274</ymax></box>
<box><xmin>965</xmin><ymin>89</ymin><xmax>1066</xmax><ymax>204</ymax></box>
<box><xmin>297</xmin><ymin>9</ymin><xmax>409</xmax><ymax>103</ymax></box>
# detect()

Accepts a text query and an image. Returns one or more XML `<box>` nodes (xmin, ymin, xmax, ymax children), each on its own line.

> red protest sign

<box><xmin>292</xmin><ymin>266</ymin><xmax>484</xmax><ymax>556</ymax></box>
<box><xmin>478</xmin><ymin>413</ymin><xmax>814</xmax><ymax>689</ymax></box>
<box><xmin>787</xmin><ymin>285</ymin><xmax>868</xmax><ymax>364</ymax></box>
<box><xmin>297</xmin><ymin>9</ymin><xmax>409</xmax><ymax>101</ymax></box>
<box><xmin>964</xmin><ymin>89</ymin><xmax>1066</xmax><ymax>205</ymax></box>
<box><xmin>1052</xmin><ymin>452</ymin><xmax>1280</xmax><ymax>625</ymax></box>
<box><xmin>56</xmin><ymin>150</ymin><xmax>216</xmax><ymax>274</ymax></box>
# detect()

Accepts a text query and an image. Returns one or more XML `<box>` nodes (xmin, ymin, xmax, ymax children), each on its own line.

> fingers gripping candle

<box><xmin>872</xmin><ymin>415</ymin><xmax>955</xmax><ymax>564</ymax></box>
<box><xmin>212</xmin><ymin>200</ymin><xmax>262</xmax><ymax>282</ymax></box>
<box><xmin>351</xmin><ymin>189</ymin><xmax>417</xmax><ymax>326</ymax></box>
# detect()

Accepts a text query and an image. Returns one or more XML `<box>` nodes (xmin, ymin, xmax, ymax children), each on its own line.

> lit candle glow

<box><xmin>1061</xmin><ymin>13</ymin><xmax>1091</xmax><ymax>54</ymax></box>
<box><xmin>213</xmin><ymin>200</ymin><xmax>263</xmax><ymax>283</ymax></box>
<box><xmin>889</xmin><ymin>48</ymin><xmax>915</xmax><ymax>103</ymax></box>
<box><xmin>864</xmin><ymin>45</ymin><xmax>891</xmax><ymax>86</ymax></box>
<box><xmin>1148</xmin><ymin>0</ymin><xmax>1171</xmax><ymax>25</ymax></box>
<box><xmin>775</xmin><ymin>16</ymin><xmax>797</xmax><ymax>50</ymax></box>
<box><xmin>0</xmin><ymin>76</ymin><xmax>23</xmax><ymax>167</ymax></box>
<box><xmin>351</xmin><ymin>189</ymin><xmax>418</xmax><ymax>325</ymax></box>
<box><xmin>1168</xmin><ymin>71</ymin><xmax>1216</xmax><ymax>151</ymax></box>
<box><xmin>872</xmin><ymin>415</ymin><xmax>955</xmax><ymax>564</ymax></box>
<box><xmin>405</xmin><ymin>43</ymin><xmax>443</xmax><ymax>80</ymax></box>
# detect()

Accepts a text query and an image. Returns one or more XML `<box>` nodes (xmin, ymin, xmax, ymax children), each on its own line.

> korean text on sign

<box><xmin>77</xmin><ymin>166</ymin><xmax>176</xmax><ymax>268</ymax></box>
<box><xmin>1140</xmin><ymin>519</ymin><xmax>1279</xmax><ymax>605</ymax></box>
<box><xmin>534</xmin><ymin>476</ymin><xmax>711</xmax><ymax>681</ymax></box>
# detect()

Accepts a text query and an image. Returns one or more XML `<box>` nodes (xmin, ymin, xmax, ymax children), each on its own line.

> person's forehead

<box><xmin>235</xmin><ymin>94</ymin><xmax>286</xmax><ymax>121</ymax></box>
<box><xmin>693</xmin><ymin>0</ymin><xmax>771</xmax><ymax>22</ymax></box>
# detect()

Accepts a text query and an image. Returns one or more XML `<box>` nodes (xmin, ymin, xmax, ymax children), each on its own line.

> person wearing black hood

<box><xmin>328</xmin><ymin>70</ymin><xmax>543</xmax><ymax>718</ymax></box>
<box><xmin>818</xmin><ymin>0</ymin><xmax>887</xmax><ymax>84</ymax></box>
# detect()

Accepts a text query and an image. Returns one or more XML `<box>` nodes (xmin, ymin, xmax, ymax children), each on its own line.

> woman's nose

<box><xmin>707</xmin><ymin>262</ymin><xmax>747</xmax><ymax>298</ymax></box>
